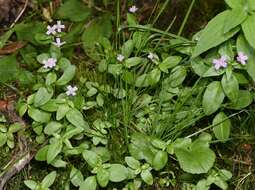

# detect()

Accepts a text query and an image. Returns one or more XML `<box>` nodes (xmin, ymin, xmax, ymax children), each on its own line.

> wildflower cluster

<box><xmin>46</xmin><ymin>20</ymin><xmax>66</xmax><ymax>47</ymax></box>
<box><xmin>212</xmin><ymin>52</ymin><xmax>248</xmax><ymax>70</ymax></box>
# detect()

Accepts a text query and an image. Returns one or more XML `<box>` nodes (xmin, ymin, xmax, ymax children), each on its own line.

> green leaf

<box><xmin>40</xmin><ymin>99</ymin><xmax>59</xmax><ymax>112</ymax></box>
<box><xmin>159</xmin><ymin>56</ymin><xmax>182</xmax><ymax>73</ymax></box>
<box><xmin>97</xmin><ymin>168</ymin><xmax>110</xmax><ymax>187</ymax></box>
<box><xmin>47</xmin><ymin>139</ymin><xmax>63</xmax><ymax>164</ymax></box>
<box><xmin>56</xmin><ymin>0</ymin><xmax>91</xmax><ymax>22</ymax></box>
<box><xmin>44</xmin><ymin>121</ymin><xmax>62</xmax><ymax>135</ymax></box>
<box><xmin>35</xmin><ymin>145</ymin><xmax>49</xmax><ymax>161</ymax></box>
<box><xmin>152</xmin><ymin>151</ymin><xmax>168</xmax><ymax>171</ymax></box>
<box><xmin>34</xmin><ymin>87</ymin><xmax>54</xmax><ymax>107</ymax></box>
<box><xmin>107</xmin><ymin>64</ymin><xmax>123</xmax><ymax>76</ymax></box>
<box><xmin>242</xmin><ymin>14</ymin><xmax>255</xmax><ymax>50</ymax></box>
<box><xmin>124</xmin><ymin>57</ymin><xmax>143</xmax><ymax>68</ymax></box>
<box><xmin>224</xmin><ymin>0</ymin><xmax>244</xmax><ymax>8</ymax></box>
<box><xmin>79</xmin><ymin>176</ymin><xmax>97</xmax><ymax>190</ymax></box>
<box><xmin>192</xmin><ymin>11</ymin><xmax>240</xmax><ymax>57</ymax></box>
<box><xmin>66</xmin><ymin>109</ymin><xmax>89</xmax><ymax>130</ymax></box>
<box><xmin>0</xmin><ymin>55</ymin><xmax>18</xmax><ymax>82</ymax></box>
<box><xmin>135</xmin><ymin>74</ymin><xmax>149</xmax><ymax>87</ymax></box>
<box><xmin>121</xmin><ymin>40</ymin><xmax>134</xmax><ymax>58</ymax></box>
<box><xmin>56</xmin><ymin>65</ymin><xmax>76</xmax><ymax>86</ymax></box>
<box><xmin>82</xmin><ymin>150</ymin><xmax>102</xmax><ymax>168</ymax></box>
<box><xmin>168</xmin><ymin>66</ymin><xmax>186</xmax><ymax>87</ymax></box>
<box><xmin>46</xmin><ymin>72</ymin><xmax>57</xmax><ymax>86</ymax></box>
<box><xmin>125</xmin><ymin>157</ymin><xmax>141</xmax><ymax>170</ymax></box>
<box><xmin>0</xmin><ymin>133</ymin><xmax>7</xmax><ymax>147</ymax></box>
<box><xmin>175</xmin><ymin>136</ymin><xmax>216</xmax><ymax>174</ymax></box>
<box><xmin>8</xmin><ymin>123</ymin><xmax>23</xmax><ymax>133</ymax></box>
<box><xmin>236</xmin><ymin>34</ymin><xmax>255</xmax><ymax>81</ymax></box>
<box><xmin>213</xmin><ymin>112</ymin><xmax>231</xmax><ymax>141</ymax></box>
<box><xmin>41</xmin><ymin>171</ymin><xmax>57</xmax><ymax>188</ymax></box>
<box><xmin>82</xmin><ymin>14</ymin><xmax>112</xmax><ymax>52</ymax></box>
<box><xmin>221</xmin><ymin>74</ymin><xmax>239</xmax><ymax>103</ymax></box>
<box><xmin>224</xmin><ymin>7</ymin><xmax>247</xmax><ymax>33</ymax></box>
<box><xmin>15</xmin><ymin>22</ymin><xmax>45</xmax><ymax>45</ymax></box>
<box><xmin>108</xmin><ymin>164</ymin><xmax>128</xmax><ymax>182</ymax></box>
<box><xmin>147</xmin><ymin>68</ymin><xmax>161</xmax><ymax>86</ymax></box>
<box><xmin>202</xmin><ymin>81</ymin><xmax>225</xmax><ymax>115</ymax></box>
<box><xmin>24</xmin><ymin>180</ymin><xmax>37</xmax><ymax>190</ymax></box>
<box><xmin>141</xmin><ymin>169</ymin><xmax>153</xmax><ymax>185</ymax></box>
<box><xmin>70</xmin><ymin>167</ymin><xmax>84</xmax><ymax>187</ymax></box>
<box><xmin>0</xmin><ymin>29</ymin><xmax>14</xmax><ymax>48</ymax></box>
<box><xmin>56</xmin><ymin>104</ymin><xmax>70</xmax><ymax>120</ymax></box>
<box><xmin>228</xmin><ymin>90</ymin><xmax>252</xmax><ymax>110</ymax></box>
<box><xmin>28</xmin><ymin>107</ymin><xmax>51</xmax><ymax>123</ymax></box>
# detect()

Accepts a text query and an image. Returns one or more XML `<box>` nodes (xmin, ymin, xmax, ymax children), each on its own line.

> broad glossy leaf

<box><xmin>121</xmin><ymin>40</ymin><xmax>134</xmax><ymax>58</ymax></box>
<box><xmin>192</xmin><ymin>11</ymin><xmax>240</xmax><ymax>57</ymax></box>
<box><xmin>35</xmin><ymin>145</ymin><xmax>49</xmax><ymax>161</ymax></box>
<box><xmin>56</xmin><ymin>65</ymin><xmax>76</xmax><ymax>86</ymax></box>
<box><xmin>40</xmin><ymin>99</ymin><xmax>59</xmax><ymax>112</ymax></box>
<box><xmin>242</xmin><ymin>15</ymin><xmax>255</xmax><ymax>50</ymax></box>
<box><xmin>47</xmin><ymin>139</ymin><xmax>63</xmax><ymax>164</ymax></box>
<box><xmin>221</xmin><ymin>74</ymin><xmax>239</xmax><ymax>103</ymax></box>
<box><xmin>152</xmin><ymin>151</ymin><xmax>168</xmax><ymax>171</ymax></box>
<box><xmin>159</xmin><ymin>56</ymin><xmax>182</xmax><ymax>73</ymax></box>
<box><xmin>56</xmin><ymin>104</ymin><xmax>70</xmax><ymax>120</ymax></box>
<box><xmin>44</xmin><ymin>121</ymin><xmax>62</xmax><ymax>135</ymax></box>
<box><xmin>0</xmin><ymin>133</ymin><xmax>7</xmax><ymax>147</ymax></box>
<box><xmin>175</xmin><ymin>136</ymin><xmax>215</xmax><ymax>174</ymax></box>
<box><xmin>148</xmin><ymin>68</ymin><xmax>161</xmax><ymax>86</ymax></box>
<box><xmin>213</xmin><ymin>112</ymin><xmax>231</xmax><ymax>141</ymax></box>
<box><xmin>34</xmin><ymin>87</ymin><xmax>53</xmax><ymax>107</ymax></box>
<box><xmin>70</xmin><ymin>167</ymin><xmax>84</xmax><ymax>187</ymax></box>
<box><xmin>24</xmin><ymin>180</ymin><xmax>37</xmax><ymax>189</ymax></box>
<box><xmin>108</xmin><ymin>164</ymin><xmax>128</xmax><ymax>182</ymax></box>
<box><xmin>46</xmin><ymin>72</ymin><xmax>57</xmax><ymax>86</ymax></box>
<box><xmin>141</xmin><ymin>169</ymin><xmax>153</xmax><ymax>185</ymax></box>
<box><xmin>79</xmin><ymin>176</ymin><xmax>97</xmax><ymax>190</ymax></box>
<box><xmin>66</xmin><ymin>109</ymin><xmax>89</xmax><ymax>130</ymax></box>
<box><xmin>124</xmin><ymin>57</ymin><xmax>143</xmax><ymax>68</ymax></box>
<box><xmin>224</xmin><ymin>0</ymin><xmax>244</xmax><ymax>8</ymax></box>
<box><xmin>28</xmin><ymin>107</ymin><xmax>51</xmax><ymax>123</ymax></box>
<box><xmin>236</xmin><ymin>34</ymin><xmax>255</xmax><ymax>81</ymax></box>
<box><xmin>228</xmin><ymin>90</ymin><xmax>252</xmax><ymax>110</ymax></box>
<box><xmin>56</xmin><ymin>0</ymin><xmax>91</xmax><ymax>22</ymax></box>
<box><xmin>168</xmin><ymin>66</ymin><xmax>186</xmax><ymax>87</ymax></box>
<box><xmin>125</xmin><ymin>157</ymin><xmax>141</xmax><ymax>170</ymax></box>
<box><xmin>224</xmin><ymin>7</ymin><xmax>247</xmax><ymax>33</ymax></box>
<box><xmin>202</xmin><ymin>81</ymin><xmax>225</xmax><ymax>115</ymax></box>
<box><xmin>82</xmin><ymin>150</ymin><xmax>102</xmax><ymax>168</ymax></box>
<box><xmin>97</xmin><ymin>168</ymin><xmax>109</xmax><ymax>187</ymax></box>
<box><xmin>41</xmin><ymin>171</ymin><xmax>56</xmax><ymax>188</ymax></box>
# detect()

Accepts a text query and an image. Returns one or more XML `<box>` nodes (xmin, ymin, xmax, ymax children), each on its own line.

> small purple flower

<box><xmin>66</xmin><ymin>85</ymin><xmax>78</xmax><ymax>96</ymax></box>
<box><xmin>55</xmin><ymin>21</ymin><xmax>65</xmax><ymax>33</ymax></box>
<box><xmin>129</xmin><ymin>5</ymin><xmax>138</xmax><ymax>13</ymax></box>
<box><xmin>42</xmin><ymin>58</ymin><xmax>57</xmax><ymax>69</ymax></box>
<box><xmin>53</xmin><ymin>37</ymin><xmax>66</xmax><ymax>47</ymax></box>
<box><xmin>212</xmin><ymin>56</ymin><xmax>228</xmax><ymax>70</ymax></box>
<box><xmin>46</xmin><ymin>25</ymin><xmax>56</xmax><ymax>35</ymax></box>
<box><xmin>117</xmin><ymin>54</ymin><xmax>125</xmax><ymax>62</ymax></box>
<box><xmin>236</xmin><ymin>52</ymin><xmax>248</xmax><ymax>65</ymax></box>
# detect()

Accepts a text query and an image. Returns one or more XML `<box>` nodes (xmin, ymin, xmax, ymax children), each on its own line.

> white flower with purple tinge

<box><xmin>129</xmin><ymin>5</ymin><xmax>138</xmax><ymax>13</ymax></box>
<box><xmin>236</xmin><ymin>52</ymin><xmax>248</xmax><ymax>65</ymax></box>
<box><xmin>117</xmin><ymin>54</ymin><xmax>125</xmax><ymax>62</ymax></box>
<box><xmin>42</xmin><ymin>58</ymin><xmax>57</xmax><ymax>69</ymax></box>
<box><xmin>66</xmin><ymin>85</ymin><xmax>78</xmax><ymax>96</ymax></box>
<box><xmin>46</xmin><ymin>25</ymin><xmax>57</xmax><ymax>35</ymax></box>
<box><xmin>53</xmin><ymin>37</ymin><xmax>66</xmax><ymax>47</ymax></box>
<box><xmin>147</xmin><ymin>52</ymin><xmax>157</xmax><ymax>61</ymax></box>
<box><xmin>212</xmin><ymin>56</ymin><xmax>228</xmax><ymax>70</ymax></box>
<box><xmin>55</xmin><ymin>21</ymin><xmax>65</xmax><ymax>33</ymax></box>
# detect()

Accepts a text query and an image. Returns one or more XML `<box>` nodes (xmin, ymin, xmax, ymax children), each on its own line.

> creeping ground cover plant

<box><xmin>0</xmin><ymin>0</ymin><xmax>255</xmax><ymax>189</ymax></box>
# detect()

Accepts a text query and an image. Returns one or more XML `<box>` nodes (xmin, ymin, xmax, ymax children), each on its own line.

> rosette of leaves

<box><xmin>0</xmin><ymin>123</ymin><xmax>23</xmax><ymax>149</ymax></box>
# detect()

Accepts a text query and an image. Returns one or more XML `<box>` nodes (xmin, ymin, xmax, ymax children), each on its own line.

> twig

<box><xmin>10</xmin><ymin>0</ymin><xmax>29</xmax><ymax>28</ymax></box>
